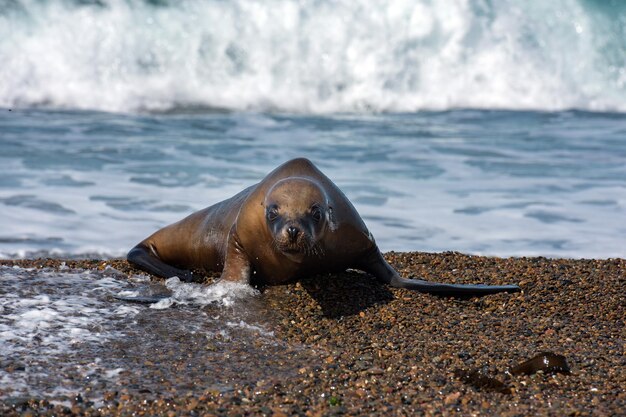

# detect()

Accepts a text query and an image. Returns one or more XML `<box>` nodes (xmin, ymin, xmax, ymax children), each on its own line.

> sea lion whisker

<box><xmin>311</xmin><ymin>243</ymin><xmax>324</xmax><ymax>258</ymax></box>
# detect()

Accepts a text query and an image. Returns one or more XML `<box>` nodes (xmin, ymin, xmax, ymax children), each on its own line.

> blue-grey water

<box><xmin>1</xmin><ymin>108</ymin><xmax>625</xmax><ymax>259</ymax></box>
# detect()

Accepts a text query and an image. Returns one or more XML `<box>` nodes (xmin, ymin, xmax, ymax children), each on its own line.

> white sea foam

<box><xmin>0</xmin><ymin>267</ymin><xmax>139</xmax><ymax>397</ymax></box>
<box><xmin>115</xmin><ymin>278</ymin><xmax>259</xmax><ymax>310</ymax></box>
<box><xmin>227</xmin><ymin>320</ymin><xmax>275</xmax><ymax>338</ymax></box>
<box><xmin>0</xmin><ymin>267</ymin><xmax>139</xmax><ymax>356</ymax></box>
<box><xmin>0</xmin><ymin>0</ymin><xmax>624</xmax><ymax>113</ymax></box>
<box><xmin>158</xmin><ymin>277</ymin><xmax>259</xmax><ymax>308</ymax></box>
<box><xmin>149</xmin><ymin>297</ymin><xmax>174</xmax><ymax>310</ymax></box>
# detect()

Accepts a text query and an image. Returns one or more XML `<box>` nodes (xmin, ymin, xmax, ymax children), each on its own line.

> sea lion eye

<box><xmin>267</xmin><ymin>206</ymin><xmax>279</xmax><ymax>222</ymax></box>
<box><xmin>311</xmin><ymin>206</ymin><xmax>323</xmax><ymax>223</ymax></box>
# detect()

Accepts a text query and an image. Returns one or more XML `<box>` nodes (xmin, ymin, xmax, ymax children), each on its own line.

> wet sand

<box><xmin>1</xmin><ymin>252</ymin><xmax>624</xmax><ymax>416</ymax></box>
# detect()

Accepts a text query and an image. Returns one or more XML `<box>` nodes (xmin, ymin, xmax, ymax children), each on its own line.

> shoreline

<box><xmin>1</xmin><ymin>252</ymin><xmax>624</xmax><ymax>416</ymax></box>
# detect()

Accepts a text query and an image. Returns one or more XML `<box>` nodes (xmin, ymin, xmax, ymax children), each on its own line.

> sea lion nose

<box><xmin>287</xmin><ymin>226</ymin><xmax>300</xmax><ymax>241</ymax></box>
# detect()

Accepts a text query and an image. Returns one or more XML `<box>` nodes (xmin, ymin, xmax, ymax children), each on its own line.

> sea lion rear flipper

<box><xmin>127</xmin><ymin>244</ymin><xmax>195</xmax><ymax>282</ymax></box>
<box><xmin>388</xmin><ymin>277</ymin><xmax>521</xmax><ymax>297</ymax></box>
<box><xmin>361</xmin><ymin>249</ymin><xmax>521</xmax><ymax>297</ymax></box>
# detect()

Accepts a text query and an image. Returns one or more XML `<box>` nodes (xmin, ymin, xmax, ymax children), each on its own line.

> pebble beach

<box><xmin>1</xmin><ymin>252</ymin><xmax>623</xmax><ymax>416</ymax></box>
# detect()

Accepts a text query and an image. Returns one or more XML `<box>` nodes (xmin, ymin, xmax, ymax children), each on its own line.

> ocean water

<box><xmin>0</xmin><ymin>0</ymin><xmax>625</xmax><ymax>404</ymax></box>
<box><xmin>1</xmin><ymin>108</ymin><xmax>625</xmax><ymax>259</ymax></box>
<box><xmin>1</xmin><ymin>1</ymin><xmax>625</xmax><ymax>260</ymax></box>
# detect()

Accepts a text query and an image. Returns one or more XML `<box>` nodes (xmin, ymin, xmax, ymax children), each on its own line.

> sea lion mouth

<box><xmin>276</xmin><ymin>240</ymin><xmax>325</xmax><ymax>262</ymax></box>
<box><xmin>277</xmin><ymin>242</ymin><xmax>307</xmax><ymax>255</ymax></box>
<box><xmin>273</xmin><ymin>233</ymin><xmax>311</xmax><ymax>254</ymax></box>
<box><xmin>282</xmin><ymin>248</ymin><xmax>302</xmax><ymax>254</ymax></box>
<box><xmin>274</xmin><ymin>240</ymin><xmax>313</xmax><ymax>260</ymax></box>
<box><xmin>272</xmin><ymin>229</ymin><xmax>321</xmax><ymax>259</ymax></box>
<box><xmin>278</xmin><ymin>245</ymin><xmax>307</xmax><ymax>263</ymax></box>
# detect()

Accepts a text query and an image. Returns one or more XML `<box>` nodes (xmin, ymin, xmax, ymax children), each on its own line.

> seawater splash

<box><xmin>116</xmin><ymin>277</ymin><xmax>261</xmax><ymax>309</ymax></box>
<box><xmin>162</xmin><ymin>277</ymin><xmax>259</xmax><ymax>307</ymax></box>
<box><xmin>0</xmin><ymin>266</ymin><xmax>141</xmax><ymax>357</ymax></box>
<box><xmin>0</xmin><ymin>265</ymin><xmax>281</xmax><ymax>400</ymax></box>
<box><xmin>0</xmin><ymin>0</ymin><xmax>625</xmax><ymax>113</ymax></box>
<box><xmin>0</xmin><ymin>265</ymin><xmax>141</xmax><ymax>398</ymax></box>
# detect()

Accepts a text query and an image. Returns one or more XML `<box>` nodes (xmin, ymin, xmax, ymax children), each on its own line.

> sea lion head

<box><xmin>264</xmin><ymin>177</ymin><xmax>331</xmax><ymax>262</ymax></box>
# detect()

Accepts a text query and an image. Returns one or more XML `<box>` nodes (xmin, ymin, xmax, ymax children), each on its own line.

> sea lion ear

<box><xmin>327</xmin><ymin>206</ymin><xmax>338</xmax><ymax>231</ymax></box>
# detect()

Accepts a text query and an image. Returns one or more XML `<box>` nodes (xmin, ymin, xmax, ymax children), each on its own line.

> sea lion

<box><xmin>127</xmin><ymin>158</ymin><xmax>520</xmax><ymax>297</ymax></box>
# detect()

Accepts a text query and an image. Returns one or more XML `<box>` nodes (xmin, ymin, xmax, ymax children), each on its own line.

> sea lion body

<box><xmin>132</xmin><ymin>158</ymin><xmax>372</xmax><ymax>284</ymax></box>
<box><xmin>136</xmin><ymin>186</ymin><xmax>250</xmax><ymax>275</ymax></box>
<box><xmin>128</xmin><ymin>158</ymin><xmax>520</xmax><ymax>296</ymax></box>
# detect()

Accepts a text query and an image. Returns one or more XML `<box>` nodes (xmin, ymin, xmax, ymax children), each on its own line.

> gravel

<box><xmin>1</xmin><ymin>252</ymin><xmax>624</xmax><ymax>416</ymax></box>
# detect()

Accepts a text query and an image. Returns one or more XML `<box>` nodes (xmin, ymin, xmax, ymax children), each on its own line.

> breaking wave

<box><xmin>1</xmin><ymin>0</ymin><xmax>625</xmax><ymax>113</ymax></box>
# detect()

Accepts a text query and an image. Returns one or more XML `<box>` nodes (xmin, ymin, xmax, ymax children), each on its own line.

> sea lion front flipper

<box><xmin>361</xmin><ymin>249</ymin><xmax>521</xmax><ymax>297</ymax></box>
<box><xmin>218</xmin><ymin>229</ymin><xmax>252</xmax><ymax>284</ymax></box>
<box><xmin>127</xmin><ymin>244</ymin><xmax>195</xmax><ymax>282</ymax></box>
<box><xmin>113</xmin><ymin>295</ymin><xmax>171</xmax><ymax>304</ymax></box>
